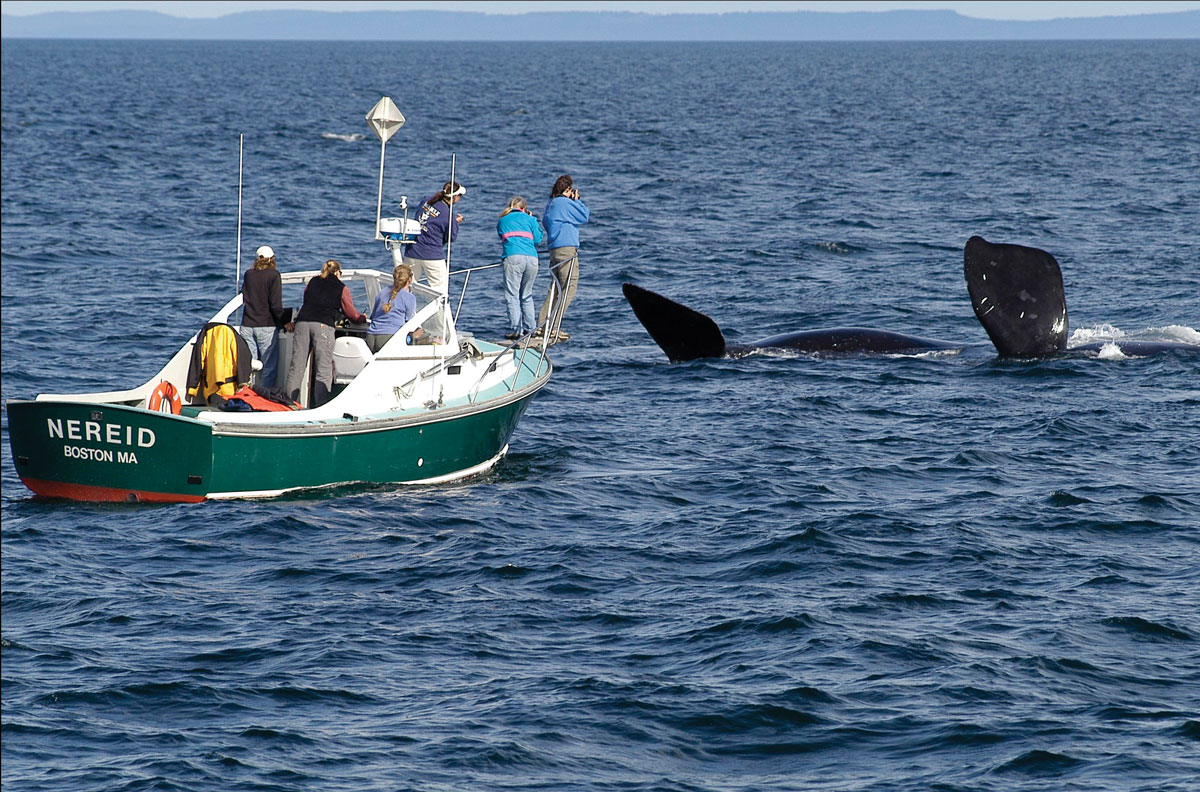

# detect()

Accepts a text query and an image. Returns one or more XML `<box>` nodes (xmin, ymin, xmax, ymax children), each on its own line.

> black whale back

<box><xmin>622</xmin><ymin>283</ymin><xmax>959</xmax><ymax>360</ymax></box>
<box><xmin>964</xmin><ymin>235</ymin><xmax>1069</xmax><ymax>357</ymax></box>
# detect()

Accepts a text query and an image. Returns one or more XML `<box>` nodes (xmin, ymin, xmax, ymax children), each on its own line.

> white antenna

<box><xmin>365</xmin><ymin>96</ymin><xmax>406</xmax><ymax>240</ymax></box>
<box><xmin>235</xmin><ymin>133</ymin><xmax>243</xmax><ymax>293</ymax></box>
<box><xmin>445</xmin><ymin>152</ymin><xmax>456</xmax><ymax>272</ymax></box>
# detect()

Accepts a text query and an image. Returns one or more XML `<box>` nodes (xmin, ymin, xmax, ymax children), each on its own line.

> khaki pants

<box><xmin>537</xmin><ymin>247</ymin><xmax>578</xmax><ymax>334</ymax></box>
<box><xmin>405</xmin><ymin>256</ymin><xmax>448</xmax><ymax>295</ymax></box>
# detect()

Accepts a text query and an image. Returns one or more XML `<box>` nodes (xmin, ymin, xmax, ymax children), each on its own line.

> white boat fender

<box><xmin>460</xmin><ymin>338</ymin><xmax>485</xmax><ymax>361</ymax></box>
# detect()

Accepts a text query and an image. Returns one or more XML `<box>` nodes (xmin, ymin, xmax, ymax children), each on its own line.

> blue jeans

<box><xmin>503</xmin><ymin>255</ymin><xmax>539</xmax><ymax>334</ymax></box>
<box><xmin>239</xmin><ymin>325</ymin><xmax>279</xmax><ymax>388</ymax></box>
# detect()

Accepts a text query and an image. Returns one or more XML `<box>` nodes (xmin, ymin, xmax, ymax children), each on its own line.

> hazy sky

<box><xmin>4</xmin><ymin>1</ymin><xmax>1200</xmax><ymax>20</ymax></box>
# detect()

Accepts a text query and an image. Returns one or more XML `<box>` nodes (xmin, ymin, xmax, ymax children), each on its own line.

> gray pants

<box><xmin>537</xmin><ymin>247</ymin><xmax>578</xmax><ymax>333</ymax></box>
<box><xmin>285</xmin><ymin>321</ymin><xmax>334</xmax><ymax>406</ymax></box>
<box><xmin>366</xmin><ymin>333</ymin><xmax>394</xmax><ymax>354</ymax></box>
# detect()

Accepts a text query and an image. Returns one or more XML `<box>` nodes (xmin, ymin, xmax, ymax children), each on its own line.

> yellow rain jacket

<box><xmin>185</xmin><ymin>322</ymin><xmax>252</xmax><ymax>404</ymax></box>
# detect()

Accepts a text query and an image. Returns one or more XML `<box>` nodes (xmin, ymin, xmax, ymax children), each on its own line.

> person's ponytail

<box><xmin>383</xmin><ymin>264</ymin><xmax>413</xmax><ymax>313</ymax></box>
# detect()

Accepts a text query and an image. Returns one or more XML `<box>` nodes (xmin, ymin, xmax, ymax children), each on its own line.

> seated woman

<box><xmin>285</xmin><ymin>259</ymin><xmax>367</xmax><ymax>407</ymax></box>
<box><xmin>367</xmin><ymin>263</ymin><xmax>424</xmax><ymax>353</ymax></box>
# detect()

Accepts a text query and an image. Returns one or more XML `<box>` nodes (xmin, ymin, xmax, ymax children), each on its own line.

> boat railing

<box><xmin>393</xmin><ymin>250</ymin><xmax>565</xmax><ymax>405</ymax></box>
<box><xmin>446</xmin><ymin>254</ymin><xmax>555</xmax><ymax>402</ymax></box>
<box><xmin>541</xmin><ymin>251</ymin><xmax>575</xmax><ymax>339</ymax></box>
<box><xmin>467</xmin><ymin>276</ymin><xmax>561</xmax><ymax>404</ymax></box>
<box><xmin>449</xmin><ymin>248</ymin><xmax>573</xmax><ymax>347</ymax></box>
<box><xmin>449</xmin><ymin>261</ymin><xmax>503</xmax><ymax>326</ymax></box>
<box><xmin>393</xmin><ymin>344</ymin><xmax>479</xmax><ymax>404</ymax></box>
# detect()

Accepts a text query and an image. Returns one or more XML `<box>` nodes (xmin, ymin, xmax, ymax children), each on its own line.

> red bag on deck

<box><xmin>225</xmin><ymin>386</ymin><xmax>300</xmax><ymax>412</ymax></box>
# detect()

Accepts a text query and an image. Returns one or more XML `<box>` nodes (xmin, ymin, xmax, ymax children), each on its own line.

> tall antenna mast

<box><xmin>235</xmin><ymin>133</ymin><xmax>243</xmax><ymax>294</ymax></box>
<box><xmin>365</xmin><ymin>97</ymin><xmax>406</xmax><ymax>240</ymax></box>
<box><xmin>445</xmin><ymin>153</ymin><xmax>456</xmax><ymax>272</ymax></box>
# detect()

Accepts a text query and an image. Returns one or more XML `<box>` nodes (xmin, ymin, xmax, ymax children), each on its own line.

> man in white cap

<box><xmin>239</xmin><ymin>245</ymin><xmax>289</xmax><ymax>388</ymax></box>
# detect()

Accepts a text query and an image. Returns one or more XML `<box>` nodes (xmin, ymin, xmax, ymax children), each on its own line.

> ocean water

<box><xmin>2</xmin><ymin>39</ymin><xmax>1199</xmax><ymax>792</ymax></box>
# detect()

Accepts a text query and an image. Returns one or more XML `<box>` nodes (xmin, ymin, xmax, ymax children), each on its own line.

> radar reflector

<box><xmin>366</xmin><ymin>97</ymin><xmax>405</xmax><ymax>143</ymax></box>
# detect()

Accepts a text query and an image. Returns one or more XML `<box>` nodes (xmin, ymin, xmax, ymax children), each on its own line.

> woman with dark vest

<box><xmin>285</xmin><ymin>259</ymin><xmax>367</xmax><ymax>407</ymax></box>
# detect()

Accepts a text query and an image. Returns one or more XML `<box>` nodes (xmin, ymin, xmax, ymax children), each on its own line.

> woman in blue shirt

<box><xmin>367</xmin><ymin>264</ymin><xmax>423</xmax><ymax>353</ymax></box>
<box><xmin>496</xmin><ymin>196</ymin><xmax>545</xmax><ymax>339</ymax></box>
<box><xmin>536</xmin><ymin>174</ymin><xmax>589</xmax><ymax>342</ymax></box>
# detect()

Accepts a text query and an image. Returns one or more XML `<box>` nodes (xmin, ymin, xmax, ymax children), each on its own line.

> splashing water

<box><xmin>1068</xmin><ymin>323</ymin><xmax>1126</xmax><ymax>347</ymax></box>
<box><xmin>1096</xmin><ymin>341</ymin><xmax>1129</xmax><ymax>360</ymax></box>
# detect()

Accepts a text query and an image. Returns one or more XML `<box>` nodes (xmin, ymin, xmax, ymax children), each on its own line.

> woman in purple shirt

<box><xmin>406</xmin><ymin>181</ymin><xmax>465</xmax><ymax>297</ymax></box>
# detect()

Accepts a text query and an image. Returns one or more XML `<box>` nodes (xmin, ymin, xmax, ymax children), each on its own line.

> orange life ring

<box><xmin>148</xmin><ymin>381</ymin><xmax>181</xmax><ymax>415</ymax></box>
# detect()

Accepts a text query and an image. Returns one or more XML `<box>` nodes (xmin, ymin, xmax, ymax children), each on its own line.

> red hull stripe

<box><xmin>20</xmin><ymin>477</ymin><xmax>205</xmax><ymax>503</ymax></box>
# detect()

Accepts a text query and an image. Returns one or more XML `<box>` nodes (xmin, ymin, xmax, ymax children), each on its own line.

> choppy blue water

<box><xmin>3</xmin><ymin>39</ymin><xmax>1200</xmax><ymax>792</ymax></box>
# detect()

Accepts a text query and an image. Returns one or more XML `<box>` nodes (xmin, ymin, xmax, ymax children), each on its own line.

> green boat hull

<box><xmin>7</xmin><ymin>390</ymin><xmax>538</xmax><ymax>502</ymax></box>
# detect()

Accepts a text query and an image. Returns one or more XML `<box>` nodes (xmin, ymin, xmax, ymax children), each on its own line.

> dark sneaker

<box><xmin>504</xmin><ymin>332</ymin><xmax>519</xmax><ymax>340</ymax></box>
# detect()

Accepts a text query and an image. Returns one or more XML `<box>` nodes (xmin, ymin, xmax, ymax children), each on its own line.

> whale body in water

<box><xmin>623</xmin><ymin>236</ymin><xmax>1199</xmax><ymax>361</ymax></box>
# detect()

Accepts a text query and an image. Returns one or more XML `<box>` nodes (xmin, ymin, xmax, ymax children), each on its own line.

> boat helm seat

<box><xmin>333</xmin><ymin>336</ymin><xmax>373</xmax><ymax>384</ymax></box>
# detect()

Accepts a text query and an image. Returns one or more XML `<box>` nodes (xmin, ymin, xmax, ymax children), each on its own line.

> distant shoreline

<box><xmin>3</xmin><ymin>8</ymin><xmax>1199</xmax><ymax>41</ymax></box>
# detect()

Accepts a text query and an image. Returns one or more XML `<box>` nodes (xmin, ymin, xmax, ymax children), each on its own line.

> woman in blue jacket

<box><xmin>496</xmin><ymin>196</ymin><xmax>545</xmax><ymax>339</ymax></box>
<box><xmin>537</xmin><ymin>174</ymin><xmax>589</xmax><ymax>342</ymax></box>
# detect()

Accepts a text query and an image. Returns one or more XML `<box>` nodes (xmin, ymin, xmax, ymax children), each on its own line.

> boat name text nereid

<box><xmin>47</xmin><ymin>418</ymin><xmax>156</xmax><ymax>448</ymax></box>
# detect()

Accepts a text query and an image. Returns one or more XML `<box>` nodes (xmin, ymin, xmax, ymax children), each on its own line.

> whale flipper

<box><xmin>622</xmin><ymin>283</ymin><xmax>728</xmax><ymax>361</ymax></box>
<box><xmin>964</xmin><ymin>236</ymin><xmax>1068</xmax><ymax>357</ymax></box>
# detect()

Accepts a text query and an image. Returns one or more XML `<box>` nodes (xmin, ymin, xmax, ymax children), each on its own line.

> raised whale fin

<box><xmin>964</xmin><ymin>235</ymin><xmax>1068</xmax><ymax>357</ymax></box>
<box><xmin>622</xmin><ymin>283</ymin><xmax>728</xmax><ymax>361</ymax></box>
